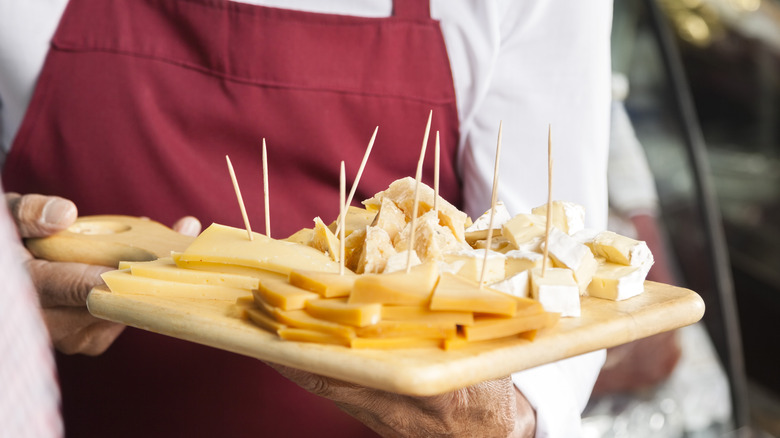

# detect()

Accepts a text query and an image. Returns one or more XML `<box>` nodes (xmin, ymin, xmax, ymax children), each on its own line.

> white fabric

<box><xmin>0</xmin><ymin>2</ymin><xmax>613</xmax><ymax>436</ymax></box>
<box><xmin>0</xmin><ymin>188</ymin><xmax>63</xmax><ymax>438</ymax></box>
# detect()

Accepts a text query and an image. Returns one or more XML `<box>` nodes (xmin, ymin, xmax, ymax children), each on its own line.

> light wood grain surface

<box><xmin>87</xmin><ymin>281</ymin><xmax>704</xmax><ymax>396</ymax></box>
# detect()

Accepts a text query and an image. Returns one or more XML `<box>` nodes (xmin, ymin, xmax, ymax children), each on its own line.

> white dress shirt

<box><xmin>0</xmin><ymin>1</ymin><xmax>611</xmax><ymax>436</ymax></box>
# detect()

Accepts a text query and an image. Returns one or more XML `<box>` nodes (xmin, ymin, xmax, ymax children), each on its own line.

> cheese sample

<box><xmin>501</xmin><ymin>214</ymin><xmax>547</xmax><ymax>250</ymax></box>
<box><xmin>343</xmin><ymin>228</ymin><xmax>367</xmax><ymax>272</ymax></box>
<box><xmin>309</xmin><ymin>217</ymin><xmax>341</xmax><ymax>262</ymax></box>
<box><xmin>370</xmin><ymin>197</ymin><xmax>406</xmax><ymax>241</ymax></box>
<box><xmin>285</xmin><ymin>228</ymin><xmax>314</xmax><ymax>245</ymax></box>
<box><xmin>430</xmin><ymin>272</ymin><xmax>517</xmax><ymax>317</ymax></box>
<box><xmin>462</xmin><ymin>311</ymin><xmax>557</xmax><ymax>342</ymax></box>
<box><xmin>356</xmin><ymin>320</ymin><xmax>457</xmax><ymax>339</ymax></box>
<box><xmin>380</xmin><ymin>305</ymin><xmax>474</xmax><ymax>326</ymax></box>
<box><xmin>441</xmin><ymin>249</ymin><xmax>506</xmax><ymax>284</ymax></box>
<box><xmin>278</xmin><ymin>328</ymin><xmax>351</xmax><ymax>347</ymax></box>
<box><xmin>178</xmin><ymin>223</ymin><xmax>341</xmax><ymax>275</ymax></box>
<box><xmin>357</xmin><ymin>226</ymin><xmax>396</xmax><ymax>274</ymax></box>
<box><xmin>305</xmin><ymin>298</ymin><xmax>382</xmax><ymax>327</ymax></box>
<box><xmin>171</xmin><ymin>252</ymin><xmax>288</xmax><ymax>282</ymax></box>
<box><xmin>587</xmin><ymin>263</ymin><xmax>645</xmax><ymax>301</ymax></box>
<box><xmin>349</xmin><ymin>260</ymin><xmax>439</xmax><ymax>306</ymax></box>
<box><xmin>254</xmin><ymin>278</ymin><xmax>320</xmax><ymax>310</ymax></box>
<box><xmin>530</xmin><ymin>267</ymin><xmax>580</xmax><ymax>317</ymax></box>
<box><xmin>288</xmin><ymin>270</ymin><xmax>357</xmax><ymax>298</ymax></box>
<box><xmin>394</xmin><ymin>210</ymin><xmax>466</xmax><ymax>263</ymax></box>
<box><xmin>362</xmin><ymin>176</ymin><xmax>468</xmax><ymax>242</ymax></box>
<box><xmin>532</xmin><ymin>201</ymin><xmax>585</xmax><ymax>235</ymax></box>
<box><xmin>472</xmin><ymin>236</ymin><xmax>512</xmax><ymax>253</ymax></box>
<box><xmin>543</xmin><ymin>228</ymin><xmax>598</xmax><ymax>293</ymax></box>
<box><xmin>328</xmin><ymin>206</ymin><xmax>376</xmax><ymax>237</ymax></box>
<box><xmin>245</xmin><ymin>306</ymin><xmax>287</xmax><ymax>333</ymax></box>
<box><xmin>589</xmin><ymin>231</ymin><xmax>654</xmax><ymax>275</ymax></box>
<box><xmin>101</xmin><ymin>269</ymin><xmax>251</xmax><ymax>301</ymax></box>
<box><xmin>122</xmin><ymin>258</ymin><xmax>260</xmax><ymax>290</ymax></box>
<box><xmin>464</xmin><ymin>201</ymin><xmax>512</xmax><ymax>244</ymax></box>
<box><xmin>504</xmin><ymin>250</ymin><xmax>545</xmax><ymax>276</ymax></box>
<box><xmin>383</xmin><ymin>250</ymin><xmax>421</xmax><ymax>273</ymax></box>
<box><xmin>489</xmin><ymin>270</ymin><xmax>530</xmax><ymax>299</ymax></box>
<box><xmin>273</xmin><ymin>308</ymin><xmax>357</xmax><ymax>338</ymax></box>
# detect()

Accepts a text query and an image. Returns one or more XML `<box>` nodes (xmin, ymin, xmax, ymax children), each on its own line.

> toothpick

<box><xmin>335</xmin><ymin>126</ymin><xmax>378</xmax><ymax>236</ymax></box>
<box><xmin>542</xmin><ymin>125</ymin><xmax>553</xmax><ymax>275</ymax></box>
<box><xmin>406</xmin><ymin>110</ymin><xmax>433</xmax><ymax>273</ymax></box>
<box><xmin>479</xmin><ymin>121</ymin><xmax>503</xmax><ymax>288</ymax></box>
<box><xmin>226</xmin><ymin>155</ymin><xmax>253</xmax><ymax>241</ymax></box>
<box><xmin>262</xmin><ymin>139</ymin><xmax>271</xmax><ymax>238</ymax></box>
<box><xmin>339</xmin><ymin>161</ymin><xmax>346</xmax><ymax>275</ymax></box>
<box><xmin>434</xmin><ymin>130</ymin><xmax>440</xmax><ymax>214</ymax></box>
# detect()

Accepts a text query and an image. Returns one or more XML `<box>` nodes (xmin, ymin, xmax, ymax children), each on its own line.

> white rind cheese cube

<box><xmin>530</xmin><ymin>267</ymin><xmax>580</xmax><ymax>317</ymax></box>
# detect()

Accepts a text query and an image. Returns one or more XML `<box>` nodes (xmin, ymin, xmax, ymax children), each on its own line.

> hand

<box><xmin>266</xmin><ymin>363</ymin><xmax>536</xmax><ymax>438</ymax></box>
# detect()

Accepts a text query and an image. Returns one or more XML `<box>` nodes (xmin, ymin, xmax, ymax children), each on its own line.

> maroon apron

<box><xmin>3</xmin><ymin>0</ymin><xmax>461</xmax><ymax>436</ymax></box>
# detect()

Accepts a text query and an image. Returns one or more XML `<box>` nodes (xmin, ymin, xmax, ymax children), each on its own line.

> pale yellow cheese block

<box><xmin>349</xmin><ymin>260</ymin><xmax>439</xmax><ymax>306</ymax></box>
<box><xmin>531</xmin><ymin>201</ymin><xmax>585</xmax><ymax>235</ymax></box>
<box><xmin>380</xmin><ymin>306</ymin><xmax>474</xmax><ymax>326</ymax></box>
<box><xmin>442</xmin><ymin>249</ymin><xmax>506</xmax><ymax>284</ymax></box>
<box><xmin>101</xmin><ymin>269</ymin><xmax>251</xmax><ymax>301</ymax></box>
<box><xmin>305</xmin><ymin>298</ymin><xmax>382</xmax><ymax>327</ymax></box>
<box><xmin>587</xmin><ymin>263</ymin><xmax>645</xmax><ymax>301</ymax></box>
<box><xmin>245</xmin><ymin>307</ymin><xmax>287</xmax><ymax>333</ymax></box>
<box><xmin>430</xmin><ymin>273</ymin><xmax>517</xmax><ymax>317</ymax></box>
<box><xmin>254</xmin><ymin>278</ymin><xmax>320</xmax><ymax>311</ymax></box>
<box><xmin>177</xmin><ymin>223</ymin><xmax>340</xmax><ymax>275</ymax></box>
<box><xmin>501</xmin><ymin>214</ymin><xmax>547</xmax><ymax>250</ymax></box>
<box><xmin>273</xmin><ymin>308</ymin><xmax>357</xmax><ymax>338</ymax></box>
<box><xmin>171</xmin><ymin>252</ymin><xmax>287</xmax><ymax>281</ymax></box>
<box><xmin>327</xmin><ymin>206</ymin><xmax>377</xmax><ymax>237</ymax></box>
<box><xmin>120</xmin><ymin>258</ymin><xmax>261</xmax><ymax>290</ymax></box>
<box><xmin>462</xmin><ymin>311</ymin><xmax>558</xmax><ymax>342</ymax></box>
<box><xmin>288</xmin><ymin>270</ymin><xmax>357</xmax><ymax>298</ymax></box>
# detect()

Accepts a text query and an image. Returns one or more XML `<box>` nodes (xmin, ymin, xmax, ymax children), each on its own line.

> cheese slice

<box><xmin>305</xmin><ymin>298</ymin><xmax>382</xmax><ymax>327</ymax></box>
<box><xmin>254</xmin><ymin>278</ymin><xmax>320</xmax><ymax>310</ymax></box>
<box><xmin>285</xmin><ymin>228</ymin><xmax>314</xmax><ymax>245</ymax></box>
<box><xmin>101</xmin><ymin>269</ymin><xmax>251</xmax><ymax>301</ymax></box>
<box><xmin>441</xmin><ymin>249</ymin><xmax>506</xmax><ymax>284</ymax></box>
<box><xmin>273</xmin><ymin>308</ymin><xmax>357</xmax><ymax>338</ymax></box>
<box><xmin>543</xmin><ymin>228</ymin><xmax>598</xmax><ymax>293</ymax></box>
<box><xmin>178</xmin><ymin>223</ymin><xmax>341</xmax><ymax>275</ymax></box>
<box><xmin>589</xmin><ymin>231</ymin><xmax>654</xmax><ymax>275</ymax></box>
<box><xmin>349</xmin><ymin>260</ymin><xmax>439</xmax><ymax>306</ymax></box>
<box><xmin>170</xmin><ymin>252</ymin><xmax>287</xmax><ymax>281</ymax></box>
<box><xmin>122</xmin><ymin>257</ymin><xmax>261</xmax><ymax>290</ymax></box>
<box><xmin>462</xmin><ymin>311</ymin><xmax>557</xmax><ymax>342</ymax></box>
<box><xmin>278</xmin><ymin>328</ymin><xmax>352</xmax><ymax>347</ymax></box>
<box><xmin>380</xmin><ymin>305</ymin><xmax>474</xmax><ymax>326</ymax></box>
<box><xmin>532</xmin><ymin>201</ymin><xmax>585</xmax><ymax>235</ymax></box>
<box><xmin>430</xmin><ymin>272</ymin><xmax>517</xmax><ymax>317</ymax></box>
<box><xmin>530</xmin><ymin>267</ymin><xmax>580</xmax><ymax>317</ymax></box>
<box><xmin>355</xmin><ymin>321</ymin><xmax>457</xmax><ymax>339</ymax></box>
<box><xmin>245</xmin><ymin>307</ymin><xmax>287</xmax><ymax>333</ymax></box>
<box><xmin>288</xmin><ymin>270</ymin><xmax>357</xmax><ymax>298</ymax></box>
<box><xmin>587</xmin><ymin>262</ymin><xmax>645</xmax><ymax>301</ymax></box>
<box><xmin>501</xmin><ymin>214</ymin><xmax>547</xmax><ymax>250</ymax></box>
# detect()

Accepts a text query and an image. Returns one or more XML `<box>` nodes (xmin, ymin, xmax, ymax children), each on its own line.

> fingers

<box><xmin>42</xmin><ymin>306</ymin><xmax>125</xmax><ymax>355</ymax></box>
<box><xmin>173</xmin><ymin>216</ymin><xmax>201</xmax><ymax>237</ymax></box>
<box><xmin>26</xmin><ymin>258</ymin><xmax>111</xmax><ymax>307</ymax></box>
<box><xmin>6</xmin><ymin>193</ymin><xmax>78</xmax><ymax>238</ymax></box>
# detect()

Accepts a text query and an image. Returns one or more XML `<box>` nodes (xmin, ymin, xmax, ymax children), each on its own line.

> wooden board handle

<box><xmin>25</xmin><ymin>215</ymin><xmax>195</xmax><ymax>268</ymax></box>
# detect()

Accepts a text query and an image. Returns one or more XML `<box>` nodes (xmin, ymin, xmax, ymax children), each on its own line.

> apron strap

<box><xmin>393</xmin><ymin>0</ymin><xmax>430</xmax><ymax>19</ymax></box>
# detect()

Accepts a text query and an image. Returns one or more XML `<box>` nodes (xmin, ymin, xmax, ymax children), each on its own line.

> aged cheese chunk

<box><xmin>430</xmin><ymin>272</ymin><xmax>517</xmax><ymax>317</ymax></box>
<box><xmin>504</xmin><ymin>250</ymin><xmax>546</xmax><ymax>277</ymax></box>
<box><xmin>530</xmin><ymin>267</ymin><xmax>580</xmax><ymax>317</ymax></box>
<box><xmin>350</xmin><ymin>337</ymin><xmax>441</xmax><ymax>349</ymax></box>
<box><xmin>288</xmin><ymin>270</ymin><xmax>357</xmax><ymax>298</ymax></box>
<box><xmin>343</xmin><ymin>228</ymin><xmax>367</xmax><ymax>272</ymax></box>
<box><xmin>531</xmin><ymin>201</ymin><xmax>585</xmax><ymax>235</ymax></box>
<box><xmin>328</xmin><ymin>206</ymin><xmax>377</xmax><ymax>237</ymax></box>
<box><xmin>589</xmin><ymin>231</ymin><xmax>654</xmax><ymax>275</ymax></box>
<box><xmin>305</xmin><ymin>298</ymin><xmax>382</xmax><ymax>327</ymax></box>
<box><xmin>380</xmin><ymin>305</ymin><xmax>474</xmax><ymax>326</ymax></box>
<box><xmin>349</xmin><ymin>260</ymin><xmax>439</xmax><ymax>306</ymax></box>
<box><xmin>489</xmin><ymin>271</ymin><xmax>530</xmax><ymax>299</ymax></box>
<box><xmin>370</xmin><ymin>197</ymin><xmax>407</xmax><ymax>241</ymax></box>
<box><xmin>122</xmin><ymin>257</ymin><xmax>261</xmax><ymax>290</ymax></box>
<box><xmin>273</xmin><ymin>308</ymin><xmax>357</xmax><ymax>338</ymax></box>
<box><xmin>357</xmin><ymin>226</ymin><xmax>396</xmax><ymax>274</ymax></box>
<box><xmin>356</xmin><ymin>320</ymin><xmax>457</xmax><ymax>339</ymax></box>
<box><xmin>285</xmin><ymin>228</ymin><xmax>314</xmax><ymax>245</ymax></box>
<box><xmin>587</xmin><ymin>263</ymin><xmax>645</xmax><ymax>301</ymax></box>
<box><xmin>383</xmin><ymin>250</ymin><xmax>422</xmax><ymax>273</ymax></box>
<box><xmin>101</xmin><ymin>269</ymin><xmax>251</xmax><ymax>301</ymax></box>
<box><xmin>278</xmin><ymin>328</ymin><xmax>352</xmax><ymax>347</ymax></box>
<box><xmin>178</xmin><ymin>223</ymin><xmax>340</xmax><ymax>275</ymax></box>
<box><xmin>245</xmin><ymin>307</ymin><xmax>287</xmax><ymax>333</ymax></box>
<box><xmin>543</xmin><ymin>228</ymin><xmax>598</xmax><ymax>293</ymax></box>
<box><xmin>309</xmin><ymin>217</ymin><xmax>341</xmax><ymax>262</ymax></box>
<box><xmin>254</xmin><ymin>278</ymin><xmax>320</xmax><ymax>310</ymax></box>
<box><xmin>441</xmin><ymin>248</ymin><xmax>506</xmax><ymax>284</ymax></box>
<box><xmin>464</xmin><ymin>201</ymin><xmax>512</xmax><ymax>244</ymax></box>
<box><xmin>462</xmin><ymin>311</ymin><xmax>557</xmax><ymax>342</ymax></box>
<box><xmin>363</xmin><ymin>176</ymin><xmax>468</xmax><ymax>242</ymax></box>
<box><xmin>501</xmin><ymin>214</ymin><xmax>547</xmax><ymax>250</ymax></box>
<box><xmin>472</xmin><ymin>236</ymin><xmax>512</xmax><ymax>253</ymax></box>
<box><xmin>394</xmin><ymin>210</ymin><xmax>467</xmax><ymax>263</ymax></box>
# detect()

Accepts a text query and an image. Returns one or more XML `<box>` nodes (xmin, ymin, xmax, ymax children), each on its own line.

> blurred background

<box><xmin>581</xmin><ymin>0</ymin><xmax>780</xmax><ymax>436</ymax></box>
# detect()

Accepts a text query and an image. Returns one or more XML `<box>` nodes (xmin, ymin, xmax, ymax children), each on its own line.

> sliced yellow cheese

<box><xmin>171</xmin><ymin>252</ymin><xmax>287</xmax><ymax>281</ymax></box>
<box><xmin>305</xmin><ymin>298</ymin><xmax>382</xmax><ymax>327</ymax></box>
<box><xmin>273</xmin><ymin>308</ymin><xmax>356</xmax><ymax>338</ymax></box>
<box><xmin>442</xmin><ymin>329</ymin><xmax>539</xmax><ymax>351</ymax></box>
<box><xmin>350</xmin><ymin>337</ymin><xmax>441</xmax><ymax>350</ymax></box>
<box><xmin>288</xmin><ymin>269</ymin><xmax>357</xmax><ymax>298</ymax></box>
<box><xmin>278</xmin><ymin>328</ymin><xmax>351</xmax><ymax>347</ymax></box>
<box><xmin>328</xmin><ymin>206</ymin><xmax>376</xmax><ymax>237</ymax></box>
<box><xmin>253</xmin><ymin>278</ymin><xmax>319</xmax><ymax>310</ymax></box>
<box><xmin>430</xmin><ymin>272</ymin><xmax>517</xmax><ymax>317</ymax></box>
<box><xmin>380</xmin><ymin>305</ymin><xmax>474</xmax><ymax>326</ymax></box>
<box><xmin>178</xmin><ymin>223</ymin><xmax>340</xmax><ymax>275</ymax></box>
<box><xmin>285</xmin><ymin>228</ymin><xmax>314</xmax><ymax>245</ymax></box>
<box><xmin>356</xmin><ymin>320</ymin><xmax>457</xmax><ymax>339</ymax></box>
<box><xmin>101</xmin><ymin>269</ymin><xmax>250</xmax><ymax>301</ymax></box>
<box><xmin>462</xmin><ymin>311</ymin><xmax>557</xmax><ymax>342</ymax></box>
<box><xmin>349</xmin><ymin>260</ymin><xmax>439</xmax><ymax>306</ymax></box>
<box><xmin>441</xmin><ymin>249</ymin><xmax>506</xmax><ymax>284</ymax></box>
<box><xmin>122</xmin><ymin>257</ymin><xmax>260</xmax><ymax>290</ymax></box>
<box><xmin>309</xmin><ymin>216</ymin><xmax>340</xmax><ymax>262</ymax></box>
<box><xmin>246</xmin><ymin>307</ymin><xmax>287</xmax><ymax>333</ymax></box>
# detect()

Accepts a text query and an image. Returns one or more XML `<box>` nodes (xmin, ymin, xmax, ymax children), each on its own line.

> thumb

<box><xmin>6</xmin><ymin>193</ymin><xmax>78</xmax><ymax>238</ymax></box>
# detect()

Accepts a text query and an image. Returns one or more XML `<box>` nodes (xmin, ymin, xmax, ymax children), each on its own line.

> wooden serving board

<box><xmin>87</xmin><ymin>281</ymin><xmax>704</xmax><ymax>396</ymax></box>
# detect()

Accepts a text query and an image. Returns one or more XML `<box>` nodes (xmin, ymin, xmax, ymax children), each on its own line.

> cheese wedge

<box><xmin>504</xmin><ymin>250</ymin><xmax>545</xmax><ymax>277</ymax></box>
<box><xmin>288</xmin><ymin>270</ymin><xmax>357</xmax><ymax>298</ymax></box>
<box><xmin>254</xmin><ymin>278</ymin><xmax>320</xmax><ymax>310</ymax></box>
<box><xmin>305</xmin><ymin>298</ymin><xmax>382</xmax><ymax>327</ymax></box>
<box><xmin>122</xmin><ymin>258</ymin><xmax>261</xmax><ymax>290</ymax></box>
<box><xmin>178</xmin><ymin>223</ymin><xmax>340</xmax><ymax>275</ymax></box>
<box><xmin>464</xmin><ymin>201</ymin><xmax>511</xmax><ymax>244</ymax></box>
<box><xmin>370</xmin><ymin>197</ymin><xmax>406</xmax><ymax>241</ymax></box>
<box><xmin>501</xmin><ymin>214</ymin><xmax>547</xmax><ymax>250</ymax></box>
<box><xmin>285</xmin><ymin>228</ymin><xmax>314</xmax><ymax>245</ymax></box>
<box><xmin>462</xmin><ymin>311</ymin><xmax>557</xmax><ymax>342</ymax></box>
<box><xmin>349</xmin><ymin>260</ymin><xmax>439</xmax><ymax>306</ymax></box>
<box><xmin>589</xmin><ymin>231</ymin><xmax>654</xmax><ymax>275</ymax></box>
<box><xmin>101</xmin><ymin>269</ymin><xmax>251</xmax><ymax>301</ymax></box>
<box><xmin>357</xmin><ymin>226</ymin><xmax>396</xmax><ymax>274</ymax></box>
<box><xmin>530</xmin><ymin>267</ymin><xmax>580</xmax><ymax>317</ymax></box>
<box><xmin>532</xmin><ymin>201</ymin><xmax>585</xmax><ymax>235</ymax></box>
<box><xmin>343</xmin><ymin>228</ymin><xmax>367</xmax><ymax>272</ymax></box>
<box><xmin>309</xmin><ymin>217</ymin><xmax>341</xmax><ymax>262</ymax></box>
<box><xmin>380</xmin><ymin>306</ymin><xmax>474</xmax><ymax>326</ymax></box>
<box><xmin>489</xmin><ymin>270</ymin><xmax>530</xmax><ymax>299</ymax></box>
<box><xmin>587</xmin><ymin>262</ymin><xmax>645</xmax><ymax>301</ymax></box>
<box><xmin>543</xmin><ymin>228</ymin><xmax>598</xmax><ymax>293</ymax></box>
<box><xmin>441</xmin><ymin>249</ymin><xmax>506</xmax><ymax>284</ymax></box>
<box><xmin>430</xmin><ymin>272</ymin><xmax>517</xmax><ymax>317</ymax></box>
